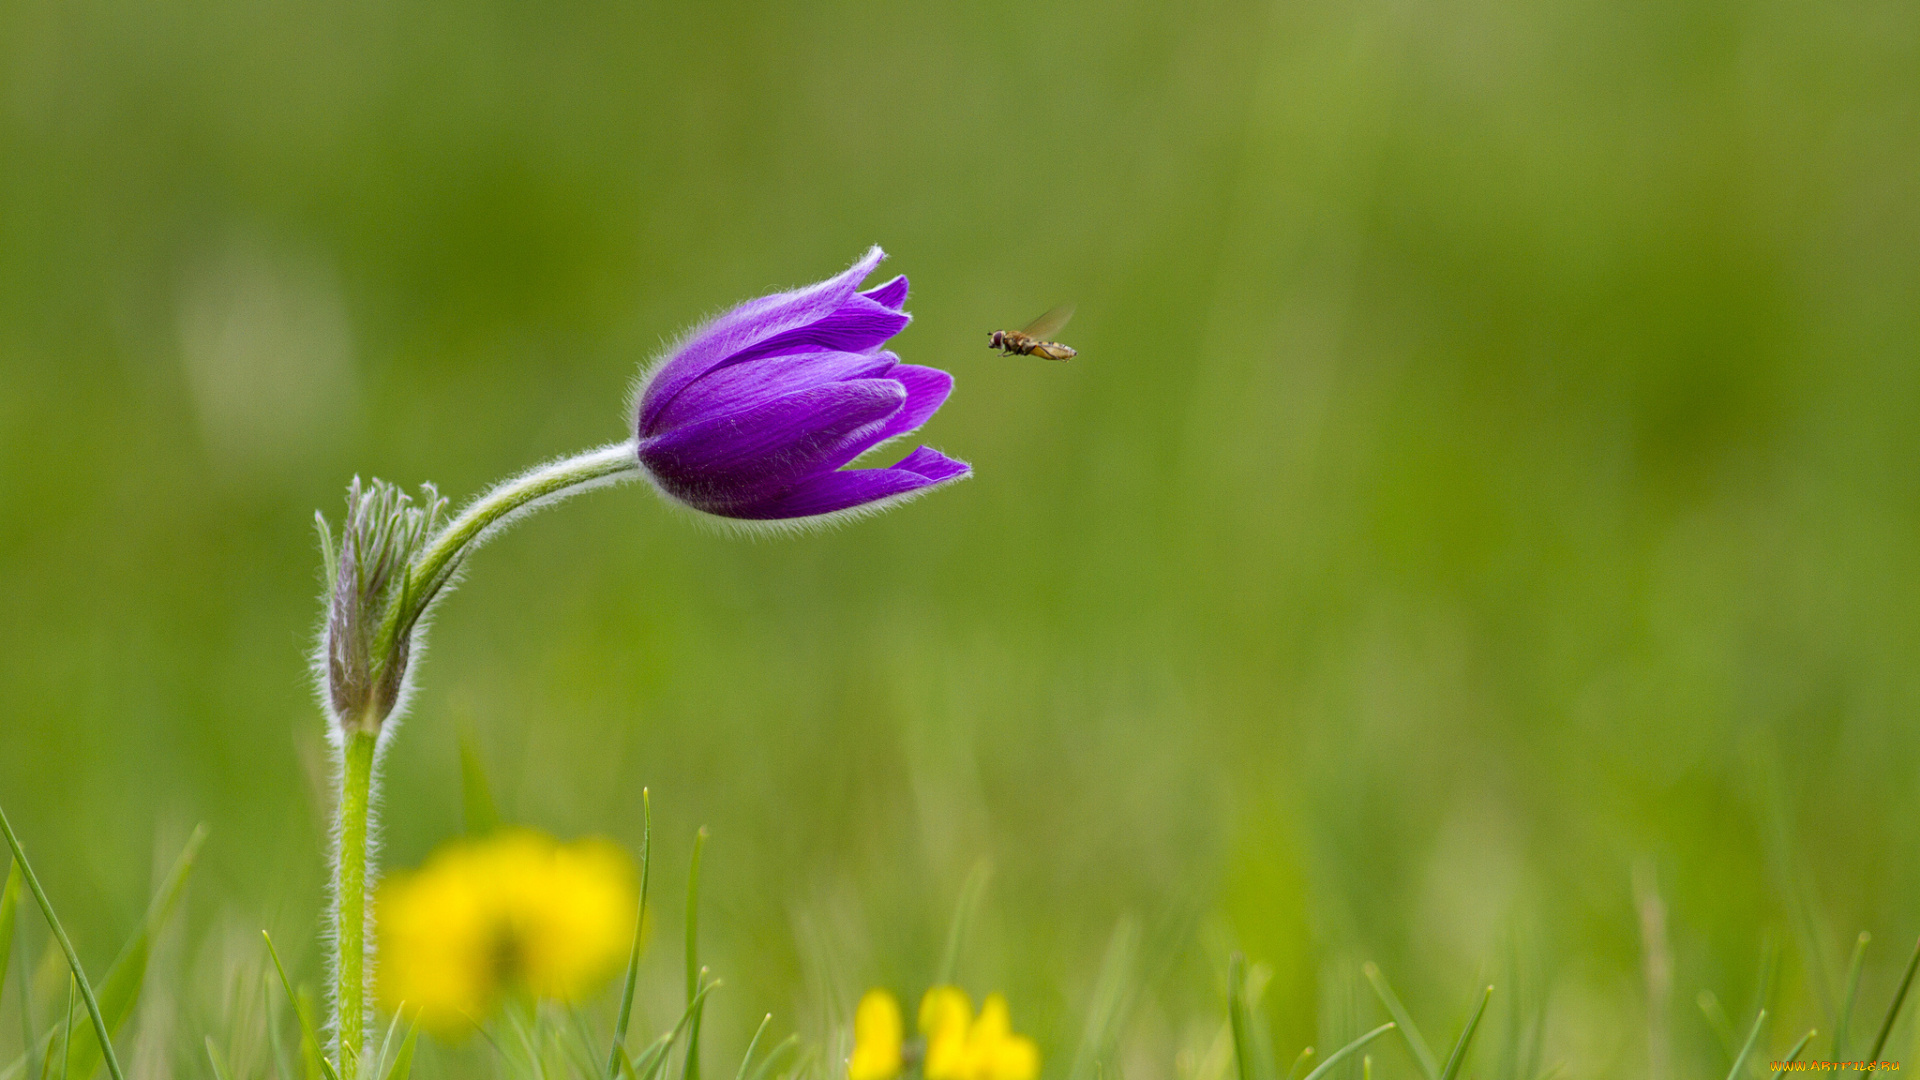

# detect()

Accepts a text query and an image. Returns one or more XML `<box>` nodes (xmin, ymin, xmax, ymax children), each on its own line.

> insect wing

<box><xmin>1019</xmin><ymin>304</ymin><xmax>1076</xmax><ymax>340</ymax></box>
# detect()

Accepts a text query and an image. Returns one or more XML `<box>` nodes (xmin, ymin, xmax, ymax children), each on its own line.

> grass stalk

<box><xmin>684</xmin><ymin>828</ymin><xmax>709</xmax><ymax>1080</ymax></box>
<box><xmin>1228</xmin><ymin>954</ymin><xmax>1260</xmax><ymax>1080</ymax></box>
<box><xmin>1835</xmin><ymin>933</ymin><xmax>1870</xmax><ymax>1062</ymax></box>
<box><xmin>58</xmin><ymin>975</ymin><xmax>75</xmax><ymax>1080</ymax></box>
<box><xmin>1772</xmin><ymin>1029</ymin><xmax>1817</xmax><ymax>1079</ymax></box>
<box><xmin>1363</xmin><ymin>963</ymin><xmax>1439</xmax><ymax>1080</ymax></box>
<box><xmin>937</xmin><ymin>863</ymin><xmax>992</xmax><ymax>986</ymax></box>
<box><xmin>266</xmin><ymin>932</ymin><xmax>341</xmax><ymax>1080</ymax></box>
<box><xmin>1299</xmin><ymin>1023</ymin><xmax>1395</xmax><ymax>1080</ymax></box>
<box><xmin>1864</xmin><ymin>934</ymin><xmax>1920</xmax><ymax>1076</ymax></box>
<box><xmin>205</xmin><ymin>1037</ymin><xmax>234</xmax><ymax>1080</ymax></box>
<box><xmin>1725</xmin><ymin>1010</ymin><xmax>1765</xmax><ymax>1080</ymax></box>
<box><xmin>742</xmin><ymin>1036</ymin><xmax>798</xmax><ymax>1080</ymax></box>
<box><xmin>1438</xmin><ymin>988</ymin><xmax>1494</xmax><ymax>1080</ymax></box>
<box><xmin>0</xmin><ymin>860</ymin><xmax>18</xmax><ymax>993</ymax></box>
<box><xmin>0</xmin><ymin>802</ymin><xmax>128</xmax><ymax>1080</ymax></box>
<box><xmin>735</xmin><ymin>1015</ymin><xmax>773</xmax><ymax>1080</ymax></box>
<box><xmin>608</xmin><ymin>789</ymin><xmax>653</xmax><ymax>1080</ymax></box>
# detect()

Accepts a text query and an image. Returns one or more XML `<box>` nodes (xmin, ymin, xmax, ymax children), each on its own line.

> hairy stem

<box><xmin>334</xmin><ymin>730</ymin><xmax>378</xmax><ymax>1080</ymax></box>
<box><xmin>371</xmin><ymin>443</ymin><xmax>640</xmax><ymax>668</ymax></box>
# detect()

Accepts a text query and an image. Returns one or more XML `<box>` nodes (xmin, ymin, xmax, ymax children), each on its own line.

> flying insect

<box><xmin>988</xmin><ymin>305</ymin><xmax>1077</xmax><ymax>360</ymax></box>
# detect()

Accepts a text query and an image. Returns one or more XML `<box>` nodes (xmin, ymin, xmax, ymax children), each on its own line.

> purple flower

<box><xmin>632</xmin><ymin>247</ymin><xmax>970</xmax><ymax>526</ymax></box>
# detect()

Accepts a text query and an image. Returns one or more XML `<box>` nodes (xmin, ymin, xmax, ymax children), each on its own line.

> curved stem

<box><xmin>371</xmin><ymin>443</ymin><xmax>640</xmax><ymax>666</ymax></box>
<box><xmin>334</xmin><ymin>731</ymin><xmax>377</xmax><ymax>1079</ymax></box>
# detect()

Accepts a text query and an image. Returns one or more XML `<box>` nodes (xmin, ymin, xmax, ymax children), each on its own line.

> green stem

<box><xmin>371</xmin><ymin>443</ymin><xmax>640</xmax><ymax>666</ymax></box>
<box><xmin>334</xmin><ymin>731</ymin><xmax>378</xmax><ymax>1080</ymax></box>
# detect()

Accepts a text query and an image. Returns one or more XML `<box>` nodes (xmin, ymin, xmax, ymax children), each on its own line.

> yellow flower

<box><xmin>918</xmin><ymin>985</ymin><xmax>971</xmax><ymax>1079</ymax></box>
<box><xmin>966</xmin><ymin>996</ymin><xmax>1039</xmax><ymax>1080</ymax></box>
<box><xmin>918</xmin><ymin>987</ymin><xmax>1040</xmax><ymax>1080</ymax></box>
<box><xmin>376</xmin><ymin>829</ymin><xmax>637</xmax><ymax>1034</ymax></box>
<box><xmin>849</xmin><ymin>990</ymin><xmax>906</xmax><ymax>1080</ymax></box>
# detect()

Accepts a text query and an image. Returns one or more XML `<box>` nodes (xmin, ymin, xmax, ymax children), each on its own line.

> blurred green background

<box><xmin>4</xmin><ymin>0</ymin><xmax>1920</xmax><ymax>1075</ymax></box>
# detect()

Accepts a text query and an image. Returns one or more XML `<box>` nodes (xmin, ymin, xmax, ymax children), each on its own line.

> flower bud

<box><xmin>316</xmin><ymin>477</ymin><xmax>448</xmax><ymax>736</ymax></box>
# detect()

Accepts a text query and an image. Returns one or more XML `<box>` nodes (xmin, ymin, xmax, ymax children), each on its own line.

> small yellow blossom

<box><xmin>850</xmin><ymin>989</ymin><xmax>906</xmax><ymax>1080</ymax></box>
<box><xmin>919</xmin><ymin>985</ymin><xmax>972</xmax><ymax>1079</ymax></box>
<box><xmin>965</xmin><ymin>996</ymin><xmax>1039</xmax><ymax>1080</ymax></box>
<box><xmin>376</xmin><ymin>829</ymin><xmax>636</xmax><ymax>1034</ymax></box>
<box><xmin>918</xmin><ymin>987</ymin><xmax>1040</xmax><ymax>1080</ymax></box>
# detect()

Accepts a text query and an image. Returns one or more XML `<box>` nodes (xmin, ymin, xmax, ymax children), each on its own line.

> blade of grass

<box><xmin>1227</xmin><ymin>955</ymin><xmax>1274</xmax><ymax>1080</ymax></box>
<box><xmin>1771</xmin><ymin>1028</ymin><xmax>1817</xmax><ymax>1078</ymax></box>
<box><xmin>500</xmin><ymin>999</ymin><xmax>545</xmax><ymax>1080</ymax></box>
<box><xmin>462</xmin><ymin>1011</ymin><xmax>509</xmax><ymax>1064</ymax></box>
<box><xmin>65</xmin><ymin>824</ymin><xmax>208</xmax><ymax>1080</ymax></box>
<box><xmin>1283</xmin><ymin>1048</ymin><xmax>1314</xmax><ymax>1080</ymax></box>
<box><xmin>607</xmin><ymin>789</ymin><xmax>653</xmax><ymax>1080</ymax></box>
<box><xmin>1751</xmin><ymin>939</ymin><xmax>1780</xmax><ymax>1025</ymax></box>
<box><xmin>17</xmin><ymin>952</ymin><xmax>41</xmax><ymax>1080</ymax></box>
<box><xmin>0</xmin><ymin>867</ymin><xmax>26</xmax><ymax>1080</ymax></box>
<box><xmin>1700</xmin><ymin>992</ymin><xmax>1741</xmax><ymax>1061</ymax></box>
<box><xmin>1363</xmin><ymin>963</ymin><xmax>1440</xmax><ymax>1080</ymax></box>
<box><xmin>1864</xmin><ymin>934</ymin><xmax>1920</xmax><ymax>1076</ymax></box>
<box><xmin>206</xmin><ymin>1037</ymin><xmax>235</xmax><ymax>1080</ymax></box>
<box><xmin>565</xmin><ymin>1008</ymin><xmax>609</xmax><ymax>1080</ymax></box>
<box><xmin>1067</xmin><ymin>918</ymin><xmax>1141</xmax><ymax>1080</ymax></box>
<box><xmin>300</xmin><ymin>987</ymin><xmax>327</xmax><ymax>1080</ymax></box>
<box><xmin>55</xmin><ymin>976</ymin><xmax>75</xmax><ymax>1080</ymax></box>
<box><xmin>1438</xmin><ymin>988</ymin><xmax>1494</xmax><ymax>1080</ymax></box>
<box><xmin>0</xmin><ymin>802</ymin><xmax>129</xmax><ymax>1080</ymax></box>
<box><xmin>735</xmin><ymin>1015</ymin><xmax>773</xmax><ymax>1080</ymax></box>
<box><xmin>1725</xmin><ymin>1010</ymin><xmax>1766</xmax><ymax>1080</ymax></box>
<box><xmin>1299</xmin><ymin>1023</ymin><xmax>1395</xmax><ymax>1080</ymax></box>
<box><xmin>639</xmin><ymin>981</ymin><xmax>720</xmax><ymax>1080</ymax></box>
<box><xmin>263</xmin><ymin>932</ymin><xmax>342</xmax><ymax>1080</ymax></box>
<box><xmin>1228</xmin><ymin>955</ymin><xmax>1255</xmax><ymax>1080</ymax></box>
<box><xmin>684</xmin><ymin>828</ymin><xmax>709</xmax><ymax>1080</ymax></box>
<box><xmin>743</xmin><ymin>1035</ymin><xmax>798</xmax><ymax>1080</ymax></box>
<box><xmin>937</xmin><ymin>862</ymin><xmax>993</xmax><ymax>986</ymax></box>
<box><xmin>368</xmin><ymin>1003</ymin><xmax>406</xmax><ymax>1080</ymax></box>
<box><xmin>0</xmin><ymin>860</ymin><xmax>20</xmax><ymax>985</ymax></box>
<box><xmin>382</xmin><ymin>1016</ymin><xmax>421</xmax><ymax>1080</ymax></box>
<box><xmin>1835</xmin><ymin>934</ymin><xmax>1870</xmax><ymax>1062</ymax></box>
<box><xmin>267</xmin><ymin>980</ymin><xmax>296</xmax><ymax>1080</ymax></box>
<box><xmin>626</xmin><ymin>1032</ymin><xmax>674</xmax><ymax>1080</ymax></box>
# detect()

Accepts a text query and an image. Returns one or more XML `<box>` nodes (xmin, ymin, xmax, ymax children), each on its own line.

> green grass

<box><xmin>5</xmin><ymin>792</ymin><xmax>1918</xmax><ymax>1080</ymax></box>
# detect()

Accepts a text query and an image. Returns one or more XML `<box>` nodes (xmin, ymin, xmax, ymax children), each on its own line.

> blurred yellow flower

<box><xmin>847</xmin><ymin>986</ymin><xmax>1038</xmax><ymax>1080</ymax></box>
<box><xmin>376</xmin><ymin>828</ymin><xmax>637</xmax><ymax>1033</ymax></box>
<box><xmin>919</xmin><ymin>986</ymin><xmax>973</xmax><ymax>1080</ymax></box>
<box><xmin>849</xmin><ymin>989</ymin><xmax>906</xmax><ymax>1080</ymax></box>
<box><xmin>959</xmin><ymin>995</ymin><xmax>1039</xmax><ymax>1080</ymax></box>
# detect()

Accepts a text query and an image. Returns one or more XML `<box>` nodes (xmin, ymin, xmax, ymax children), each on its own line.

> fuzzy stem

<box><xmin>370</xmin><ymin>443</ymin><xmax>640</xmax><ymax>668</ymax></box>
<box><xmin>334</xmin><ymin>730</ymin><xmax>378</xmax><ymax>1080</ymax></box>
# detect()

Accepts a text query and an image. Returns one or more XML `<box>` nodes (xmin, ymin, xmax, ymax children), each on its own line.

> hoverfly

<box><xmin>988</xmin><ymin>304</ymin><xmax>1077</xmax><ymax>361</ymax></box>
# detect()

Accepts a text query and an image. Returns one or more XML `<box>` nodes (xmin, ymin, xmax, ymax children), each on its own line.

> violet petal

<box><xmin>871</xmin><ymin>365</ymin><xmax>953</xmax><ymax>444</ymax></box>
<box><xmin>638</xmin><ymin>379</ymin><xmax>907</xmax><ymax>513</ymax></box>
<box><xmin>638</xmin><ymin>246</ymin><xmax>890</xmax><ymax>433</ymax></box>
<box><xmin>647</xmin><ymin>349</ymin><xmax>900</xmax><ymax>436</ymax></box>
<box><xmin>860</xmin><ymin>274</ymin><xmax>909</xmax><ymax>311</ymax></box>
<box><xmin>728</xmin><ymin>446</ymin><xmax>971</xmax><ymax>520</ymax></box>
